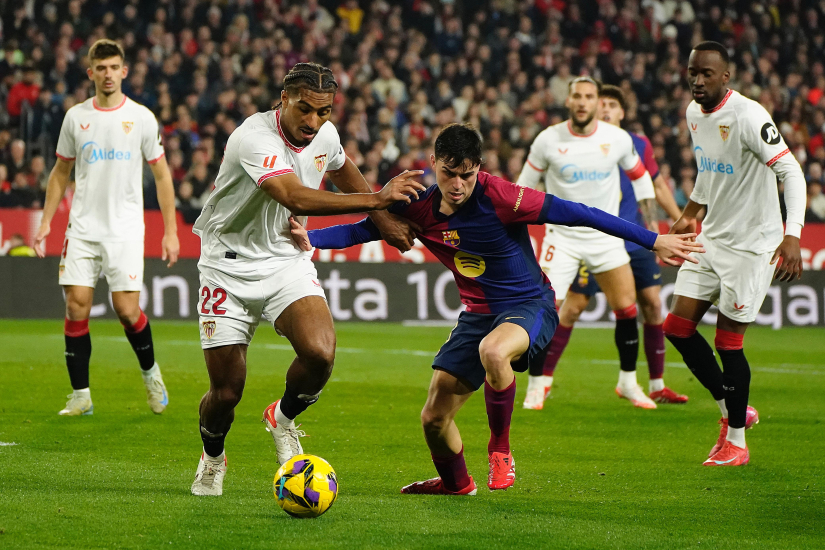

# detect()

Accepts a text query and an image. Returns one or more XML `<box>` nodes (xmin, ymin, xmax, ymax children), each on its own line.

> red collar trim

<box><xmin>567</xmin><ymin>119</ymin><xmax>598</xmax><ymax>138</ymax></box>
<box><xmin>93</xmin><ymin>96</ymin><xmax>127</xmax><ymax>111</ymax></box>
<box><xmin>275</xmin><ymin>110</ymin><xmax>306</xmax><ymax>153</ymax></box>
<box><xmin>701</xmin><ymin>89</ymin><xmax>732</xmax><ymax>114</ymax></box>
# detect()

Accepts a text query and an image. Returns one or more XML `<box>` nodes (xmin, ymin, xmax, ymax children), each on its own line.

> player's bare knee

<box><xmin>640</xmin><ymin>301</ymin><xmax>663</xmax><ymax>325</ymax></box>
<box><xmin>298</xmin><ymin>341</ymin><xmax>336</xmax><ymax>375</ymax></box>
<box><xmin>214</xmin><ymin>383</ymin><xmax>244</xmax><ymax>408</ymax></box>
<box><xmin>65</xmin><ymin>296</ymin><xmax>91</xmax><ymax>320</ymax></box>
<box><xmin>420</xmin><ymin>407</ymin><xmax>448</xmax><ymax>433</ymax></box>
<box><xmin>478</xmin><ymin>339</ymin><xmax>509</xmax><ymax>369</ymax></box>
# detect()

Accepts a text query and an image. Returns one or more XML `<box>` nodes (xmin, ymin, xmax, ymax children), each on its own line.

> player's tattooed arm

<box><xmin>652</xmin><ymin>174</ymin><xmax>683</xmax><ymax>222</ymax></box>
<box><xmin>34</xmin><ymin>157</ymin><xmax>75</xmax><ymax>258</ymax></box>
<box><xmin>638</xmin><ymin>198</ymin><xmax>659</xmax><ymax>234</ymax></box>
<box><xmin>327</xmin><ymin>157</ymin><xmax>422</xmax><ymax>251</ymax></box>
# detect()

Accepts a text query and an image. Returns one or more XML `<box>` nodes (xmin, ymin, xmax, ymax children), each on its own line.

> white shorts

<box><xmin>538</xmin><ymin>229</ymin><xmax>630</xmax><ymax>300</ymax></box>
<box><xmin>673</xmin><ymin>234</ymin><xmax>774</xmax><ymax>324</ymax></box>
<box><xmin>58</xmin><ymin>237</ymin><xmax>144</xmax><ymax>292</ymax></box>
<box><xmin>197</xmin><ymin>256</ymin><xmax>327</xmax><ymax>349</ymax></box>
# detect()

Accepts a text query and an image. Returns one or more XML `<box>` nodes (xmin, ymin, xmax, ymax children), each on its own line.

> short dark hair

<box><xmin>568</xmin><ymin>75</ymin><xmax>602</xmax><ymax>93</ymax></box>
<box><xmin>434</xmin><ymin>124</ymin><xmax>483</xmax><ymax>169</ymax></box>
<box><xmin>599</xmin><ymin>84</ymin><xmax>626</xmax><ymax>111</ymax></box>
<box><xmin>692</xmin><ymin>41</ymin><xmax>730</xmax><ymax>66</ymax></box>
<box><xmin>88</xmin><ymin>39</ymin><xmax>125</xmax><ymax>63</ymax></box>
<box><xmin>283</xmin><ymin>62</ymin><xmax>338</xmax><ymax>97</ymax></box>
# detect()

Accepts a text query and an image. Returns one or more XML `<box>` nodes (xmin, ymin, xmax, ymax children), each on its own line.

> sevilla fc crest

<box><xmin>719</xmin><ymin>125</ymin><xmax>730</xmax><ymax>141</ymax></box>
<box><xmin>202</xmin><ymin>320</ymin><xmax>216</xmax><ymax>339</ymax></box>
<box><xmin>600</xmin><ymin>143</ymin><xmax>610</xmax><ymax>156</ymax></box>
<box><xmin>442</xmin><ymin>230</ymin><xmax>460</xmax><ymax>247</ymax></box>
<box><xmin>122</xmin><ymin>121</ymin><xmax>134</xmax><ymax>134</ymax></box>
<box><xmin>315</xmin><ymin>154</ymin><xmax>327</xmax><ymax>172</ymax></box>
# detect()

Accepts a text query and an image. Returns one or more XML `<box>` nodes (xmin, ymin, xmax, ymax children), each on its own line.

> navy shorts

<box><xmin>432</xmin><ymin>298</ymin><xmax>559</xmax><ymax>390</ymax></box>
<box><xmin>568</xmin><ymin>247</ymin><xmax>662</xmax><ymax>296</ymax></box>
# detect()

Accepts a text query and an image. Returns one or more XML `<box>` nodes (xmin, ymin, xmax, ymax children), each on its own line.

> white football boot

<box><xmin>262</xmin><ymin>400</ymin><xmax>306</xmax><ymax>465</ymax></box>
<box><xmin>141</xmin><ymin>363</ymin><xmax>168</xmax><ymax>414</ymax></box>
<box><xmin>58</xmin><ymin>390</ymin><xmax>94</xmax><ymax>416</ymax></box>
<box><xmin>615</xmin><ymin>384</ymin><xmax>657</xmax><ymax>409</ymax></box>
<box><xmin>191</xmin><ymin>452</ymin><xmax>227</xmax><ymax>496</ymax></box>
<box><xmin>523</xmin><ymin>375</ymin><xmax>552</xmax><ymax>410</ymax></box>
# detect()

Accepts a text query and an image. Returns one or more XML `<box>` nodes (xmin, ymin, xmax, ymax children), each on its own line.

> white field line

<box><xmin>44</xmin><ymin>335</ymin><xmax>824</xmax><ymax>375</ymax></box>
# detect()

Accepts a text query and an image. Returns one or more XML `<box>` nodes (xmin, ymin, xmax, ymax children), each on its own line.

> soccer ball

<box><xmin>273</xmin><ymin>454</ymin><xmax>338</xmax><ymax>518</ymax></box>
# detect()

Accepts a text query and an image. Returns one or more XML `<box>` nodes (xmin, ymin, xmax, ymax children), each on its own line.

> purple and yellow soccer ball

<box><xmin>273</xmin><ymin>454</ymin><xmax>338</xmax><ymax>518</ymax></box>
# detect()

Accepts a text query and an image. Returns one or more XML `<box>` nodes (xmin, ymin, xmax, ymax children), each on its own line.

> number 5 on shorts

<box><xmin>200</xmin><ymin>286</ymin><xmax>228</xmax><ymax>315</ymax></box>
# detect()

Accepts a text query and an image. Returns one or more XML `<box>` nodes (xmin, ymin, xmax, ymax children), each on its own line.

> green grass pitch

<box><xmin>1</xmin><ymin>319</ymin><xmax>823</xmax><ymax>549</ymax></box>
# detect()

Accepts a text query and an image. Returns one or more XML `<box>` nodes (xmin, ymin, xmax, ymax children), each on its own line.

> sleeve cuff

<box><xmin>785</xmin><ymin>222</ymin><xmax>803</xmax><ymax>239</ymax></box>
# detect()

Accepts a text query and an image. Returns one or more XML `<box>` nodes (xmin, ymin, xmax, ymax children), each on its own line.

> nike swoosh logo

<box><xmin>505</xmin><ymin>317</ymin><xmax>525</xmax><ymax>320</ymax></box>
<box><xmin>653</xmin><ymin>273</ymin><xmax>661</xmax><ymax>279</ymax></box>
<box><xmin>713</xmin><ymin>457</ymin><xmax>737</xmax><ymax>465</ymax></box>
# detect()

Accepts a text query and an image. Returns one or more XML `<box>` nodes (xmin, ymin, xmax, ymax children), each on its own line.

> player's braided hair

<box><xmin>274</xmin><ymin>63</ymin><xmax>338</xmax><ymax>109</ymax></box>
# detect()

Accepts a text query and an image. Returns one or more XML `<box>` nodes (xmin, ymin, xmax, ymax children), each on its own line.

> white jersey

<box><xmin>56</xmin><ymin>96</ymin><xmax>164</xmax><ymax>242</ymax></box>
<box><xmin>520</xmin><ymin>120</ymin><xmax>653</xmax><ymax>241</ymax></box>
<box><xmin>194</xmin><ymin>110</ymin><xmax>346</xmax><ymax>279</ymax></box>
<box><xmin>687</xmin><ymin>89</ymin><xmax>804</xmax><ymax>254</ymax></box>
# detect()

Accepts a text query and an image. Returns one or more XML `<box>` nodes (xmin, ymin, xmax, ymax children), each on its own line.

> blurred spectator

<box><xmin>7</xmin><ymin>62</ymin><xmax>41</xmax><ymax>123</ymax></box>
<box><xmin>0</xmin><ymin>0</ymin><xmax>822</xmax><ymax>229</ymax></box>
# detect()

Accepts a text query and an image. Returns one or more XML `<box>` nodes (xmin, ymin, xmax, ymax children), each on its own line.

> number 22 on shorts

<box><xmin>200</xmin><ymin>286</ymin><xmax>228</xmax><ymax>315</ymax></box>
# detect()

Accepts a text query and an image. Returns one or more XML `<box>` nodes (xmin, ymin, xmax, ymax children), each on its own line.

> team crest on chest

<box><xmin>719</xmin><ymin>125</ymin><xmax>730</xmax><ymax>141</ymax></box>
<box><xmin>122</xmin><ymin>121</ymin><xmax>134</xmax><ymax>135</ymax></box>
<box><xmin>315</xmin><ymin>154</ymin><xmax>327</xmax><ymax>172</ymax></box>
<box><xmin>600</xmin><ymin>143</ymin><xmax>610</xmax><ymax>156</ymax></box>
<box><xmin>442</xmin><ymin>230</ymin><xmax>460</xmax><ymax>247</ymax></box>
<box><xmin>202</xmin><ymin>320</ymin><xmax>216</xmax><ymax>339</ymax></box>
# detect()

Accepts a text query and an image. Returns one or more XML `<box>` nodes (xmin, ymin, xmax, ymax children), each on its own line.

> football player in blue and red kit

<box><xmin>289</xmin><ymin>124</ymin><xmax>702</xmax><ymax>495</ymax></box>
<box><xmin>526</xmin><ymin>85</ymin><xmax>689</xmax><ymax>409</ymax></box>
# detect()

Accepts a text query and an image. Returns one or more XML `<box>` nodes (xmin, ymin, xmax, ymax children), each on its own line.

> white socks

<box><xmin>528</xmin><ymin>375</ymin><xmax>553</xmax><ymax>389</ymax></box>
<box><xmin>716</xmin><ymin>399</ymin><xmax>728</xmax><ymax>419</ymax></box>
<box><xmin>618</xmin><ymin>370</ymin><xmax>637</xmax><ymax>388</ymax></box>
<box><xmin>142</xmin><ymin>363</ymin><xmax>160</xmax><ymax>379</ymax></box>
<box><xmin>203</xmin><ymin>448</ymin><xmax>225</xmax><ymax>462</ymax></box>
<box><xmin>649</xmin><ymin>378</ymin><xmax>665</xmax><ymax>393</ymax></box>
<box><xmin>726</xmin><ymin>427</ymin><xmax>745</xmax><ymax>448</ymax></box>
<box><xmin>274</xmin><ymin>401</ymin><xmax>295</xmax><ymax>428</ymax></box>
<box><xmin>74</xmin><ymin>388</ymin><xmax>91</xmax><ymax>397</ymax></box>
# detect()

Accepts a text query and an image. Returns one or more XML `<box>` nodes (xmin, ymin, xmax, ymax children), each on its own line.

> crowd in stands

<box><xmin>1</xmin><ymin>0</ymin><xmax>825</xmax><ymax>224</ymax></box>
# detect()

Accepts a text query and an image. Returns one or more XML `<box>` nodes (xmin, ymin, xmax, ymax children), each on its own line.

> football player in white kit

<box><xmin>190</xmin><ymin>63</ymin><xmax>425</xmax><ymax>496</ymax></box>
<box><xmin>664</xmin><ymin>42</ymin><xmax>806</xmax><ymax>466</ymax></box>
<box><xmin>516</xmin><ymin>77</ymin><xmax>662</xmax><ymax>409</ymax></box>
<box><xmin>34</xmin><ymin>39</ymin><xmax>179</xmax><ymax>417</ymax></box>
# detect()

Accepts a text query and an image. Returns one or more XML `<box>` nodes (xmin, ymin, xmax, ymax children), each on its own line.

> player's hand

<box><xmin>376</xmin><ymin>170</ymin><xmax>425</xmax><ymax>209</ymax></box>
<box><xmin>771</xmin><ymin>235</ymin><xmax>802</xmax><ymax>282</ymax></box>
<box><xmin>653</xmin><ymin>233</ymin><xmax>704</xmax><ymax>266</ymax></box>
<box><xmin>289</xmin><ymin>216</ymin><xmax>313</xmax><ymax>252</ymax></box>
<box><xmin>669</xmin><ymin>216</ymin><xmax>697</xmax><ymax>237</ymax></box>
<box><xmin>162</xmin><ymin>233</ymin><xmax>180</xmax><ymax>267</ymax></box>
<box><xmin>34</xmin><ymin>223</ymin><xmax>50</xmax><ymax>258</ymax></box>
<box><xmin>370</xmin><ymin>211</ymin><xmax>420</xmax><ymax>252</ymax></box>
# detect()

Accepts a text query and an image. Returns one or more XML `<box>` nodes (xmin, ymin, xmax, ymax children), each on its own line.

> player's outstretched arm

<box><xmin>327</xmin><ymin>158</ymin><xmax>421</xmax><ymax>252</ymax></box>
<box><xmin>261</xmin><ymin>170</ymin><xmax>425</xmax><ymax>216</ymax></box>
<box><xmin>34</xmin><ymin>158</ymin><xmax>74</xmax><ymax>258</ymax></box>
<box><xmin>289</xmin><ymin>216</ymin><xmax>381</xmax><ymax>251</ymax></box>
<box><xmin>149</xmin><ymin>156</ymin><xmax>180</xmax><ymax>268</ymax></box>
<box><xmin>541</xmin><ymin>195</ymin><xmax>704</xmax><ymax>264</ymax></box>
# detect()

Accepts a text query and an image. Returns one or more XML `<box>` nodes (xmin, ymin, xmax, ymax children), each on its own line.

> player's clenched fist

<box><xmin>653</xmin><ymin>233</ymin><xmax>705</xmax><ymax>266</ymax></box>
<box><xmin>376</xmin><ymin>170</ymin><xmax>426</xmax><ymax>208</ymax></box>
